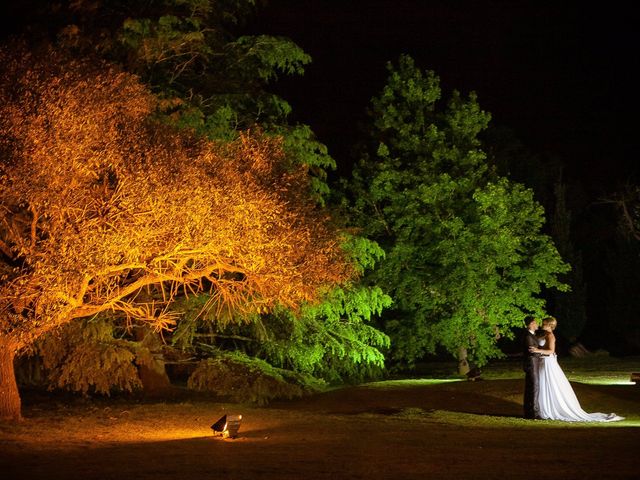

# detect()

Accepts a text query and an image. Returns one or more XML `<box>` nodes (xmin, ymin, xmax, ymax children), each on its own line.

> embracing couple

<box><xmin>522</xmin><ymin>316</ymin><xmax>624</xmax><ymax>422</ymax></box>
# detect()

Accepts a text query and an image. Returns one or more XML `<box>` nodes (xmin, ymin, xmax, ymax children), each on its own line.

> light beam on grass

<box><xmin>365</xmin><ymin>378</ymin><xmax>463</xmax><ymax>388</ymax></box>
<box><xmin>564</xmin><ymin>373</ymin><xmax>636</xmax><ymax>385</ymax></box>
<box><xmin>576</xmin><ymin>378</ymin><xmax>635</xmax><ymax>386</ymax></box>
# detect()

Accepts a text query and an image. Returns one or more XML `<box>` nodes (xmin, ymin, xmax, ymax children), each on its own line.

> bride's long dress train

<box><xmin>537</xmin><ymin>355</ymin><xmax>624</xmax><ymax>422</ymax></box>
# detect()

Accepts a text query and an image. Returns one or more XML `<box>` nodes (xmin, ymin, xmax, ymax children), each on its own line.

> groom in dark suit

<box><xmin>522</xmin><ymin>316</ymin><xmax>541</xmax><ymax>419</ymax></box>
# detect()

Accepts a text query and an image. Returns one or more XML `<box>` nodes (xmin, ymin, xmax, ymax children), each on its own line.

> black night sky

<box><xmin>1</xmin><ymin>1</ymin><xmax>638</xmax><ymax>190</ymax></box>
<box><xmin>247</xmin><ymin>0</ymin><xmax>640</xmax><ymax>191</ymax></box>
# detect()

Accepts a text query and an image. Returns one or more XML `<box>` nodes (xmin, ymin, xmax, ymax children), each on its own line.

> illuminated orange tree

<box><xmin>0</xmin><ymin>46</ymin><xmax>352</xmax><ymax>420</ymax></box>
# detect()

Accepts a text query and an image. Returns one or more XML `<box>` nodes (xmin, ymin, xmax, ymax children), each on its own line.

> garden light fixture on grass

<box><xmin>211</xmin><ymin>414</ymin><xmax>242</xmax><ymax>438</ymax></box>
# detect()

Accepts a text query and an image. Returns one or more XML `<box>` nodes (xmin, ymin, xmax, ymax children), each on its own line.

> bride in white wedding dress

<box><xmin>529</xmin><ymin>317</ymin><xmax>624</xmax><ymax>422</ymax></box>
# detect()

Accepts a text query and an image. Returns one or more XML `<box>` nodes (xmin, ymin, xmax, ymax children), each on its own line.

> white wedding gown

<box><xmin>538</xmin><ymin>354</ymin><xmax>624</xmax><ymax>422</ymax></box>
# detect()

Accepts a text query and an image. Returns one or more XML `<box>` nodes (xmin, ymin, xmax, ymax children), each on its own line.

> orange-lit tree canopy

<box><xmin>0</xmin><ymin>46</ymin><xmax>353</xmax><ymax>420</ymax></box>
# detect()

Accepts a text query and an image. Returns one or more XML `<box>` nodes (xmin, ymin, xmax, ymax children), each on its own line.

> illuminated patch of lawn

<box><xmin>479</xmin><ymin>355</ymin><xmax>640</xmax><ymax>384</ymax></box>
<box><xmin>421</xmin><ymin>409</ymin><xmax>640</xmax><ymax>429</ymax></box>
<box><xmin>364</xmin><ymin>378</ymin><xmax>463</xmax><ymax>388</ymax></box>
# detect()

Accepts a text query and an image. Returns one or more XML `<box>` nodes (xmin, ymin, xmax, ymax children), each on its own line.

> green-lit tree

<box><xmin>484</xmin><ymin>128</ymin><xmax>588</xmax><ymax>353</ymax></box>
<box><xmin>343</xmin><ymin>55</ymin><xmax>569</xmax><ymax>373</ymax></box>
<box><xmin>173</xmin><ymin>235</ymin><xmax>392</xmax><ymax>403</ymax></box>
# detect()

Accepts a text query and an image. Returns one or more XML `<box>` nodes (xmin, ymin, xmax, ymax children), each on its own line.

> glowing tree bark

<box><xmin>0</xmin><ymin>339</ymin><xmax>21</xmax><ymax>420</ymax></box>
<box><xmin>0</xmin><ymin>46</ymin><xmax>352</xmax><ymax>420</ymax></box>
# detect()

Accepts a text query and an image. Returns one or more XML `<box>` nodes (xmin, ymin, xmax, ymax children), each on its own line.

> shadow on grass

<box><xmin>3</xmin><ymin>415</ymin><xmax>640</xmax><ymax>480</ymax></box>
<box><xmin>270</xmin><ymin>379</ymin><xmax>524</xmax><ymax>419</ymax></box>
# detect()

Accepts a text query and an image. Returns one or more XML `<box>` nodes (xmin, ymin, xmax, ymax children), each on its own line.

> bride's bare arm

<box><xmin>530</xmin><ymin>333</ymin><xmax>555</xmax><ymax>355</ymax></box>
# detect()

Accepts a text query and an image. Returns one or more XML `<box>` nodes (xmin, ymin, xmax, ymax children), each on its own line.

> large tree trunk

<box><xmin>135</xmin><ymin>326</ymin><xmax>172</xmax><ymax>396</ymax></box>
<box><xmin>457</xmin><ymin>346</ymin><xmax>470</xmax><ymax>376</ymax></box>
<box><xmin>0</xmin><ymin>338</ymin><xmax>22</xmax><ymax>421</ymax></box>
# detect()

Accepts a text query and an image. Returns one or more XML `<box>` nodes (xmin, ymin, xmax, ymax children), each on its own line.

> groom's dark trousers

<box><xmin>523</xmin><ymin>329</ymin><xmax>541</xmax><ymax>419</ymax></box>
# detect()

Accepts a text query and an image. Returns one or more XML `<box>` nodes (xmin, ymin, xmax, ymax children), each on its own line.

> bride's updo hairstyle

<box><xmin>542</xmin><ymin>317</ymin><xmax>557</xmax><ymax>330</ymax></box>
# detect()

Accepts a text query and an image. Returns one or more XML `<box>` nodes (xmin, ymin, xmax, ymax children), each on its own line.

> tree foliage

<box><xmin>187</xmin><ymin>350</ymin><xmax>318</xmax><ymax>405</ymax></box>
<box><xmin>2</xmin><ymin>1</ymin><xmax>389</xmax><ymax>406</ymax></box>
<box><xmin>4</xmin><ymin>0</ymin><xmax>333</xmax><ymax>196</ymax></box>
<box><xmin>485</xmin><ymin>131</ymin><xmax>589</xmax><ymax>349</ymax></box>
<box><xmin>344</xmin><ymin>55</ymin><xmax>569</xmax><ymax>369</ymax></box>
<box><xmin>0</xmin><ymin>45</ymin><xmax>353</xmax><ymax>419</ymax></box>
<box><xmin>32</xmin><ymin>317</ymin><xmax>142</xmax><ymax>395</ymax></box>
<box><xmin>159</xmin><ymin>233</ymin><xmax>391</xmax><ymax>404</ymax></box>
<box><xmin>171</xmin><ymin>234</ymin><xmax>391</xmax><ymax>387</ymax></box>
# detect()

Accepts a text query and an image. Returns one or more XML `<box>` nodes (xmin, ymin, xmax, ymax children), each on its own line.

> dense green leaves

<box><xmin>344</xmin><ymin>55</ymin><xmax>569</xmax><ymax>368</ymax></box>
<box><xmin>188</xmin><ymin>351</ymin><xmax>318</xmax><ymax>405</ymax></box>
<box><xmin>171</xmin><ymin>235</ymin><xmax>391</xmax><ymax>390</ymax></box>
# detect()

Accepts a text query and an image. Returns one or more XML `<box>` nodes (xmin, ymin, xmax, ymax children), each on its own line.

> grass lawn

<box><xmin>1</xmin><ymin>355</ymin><xmax>639</xmax><ymax>479</ymax></box>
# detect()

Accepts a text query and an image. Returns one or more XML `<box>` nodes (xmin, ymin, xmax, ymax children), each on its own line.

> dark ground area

<box><xmin>2</xmin><ymin>358</ymin><xmax>639</xmax><ymax>479</ymax></box>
